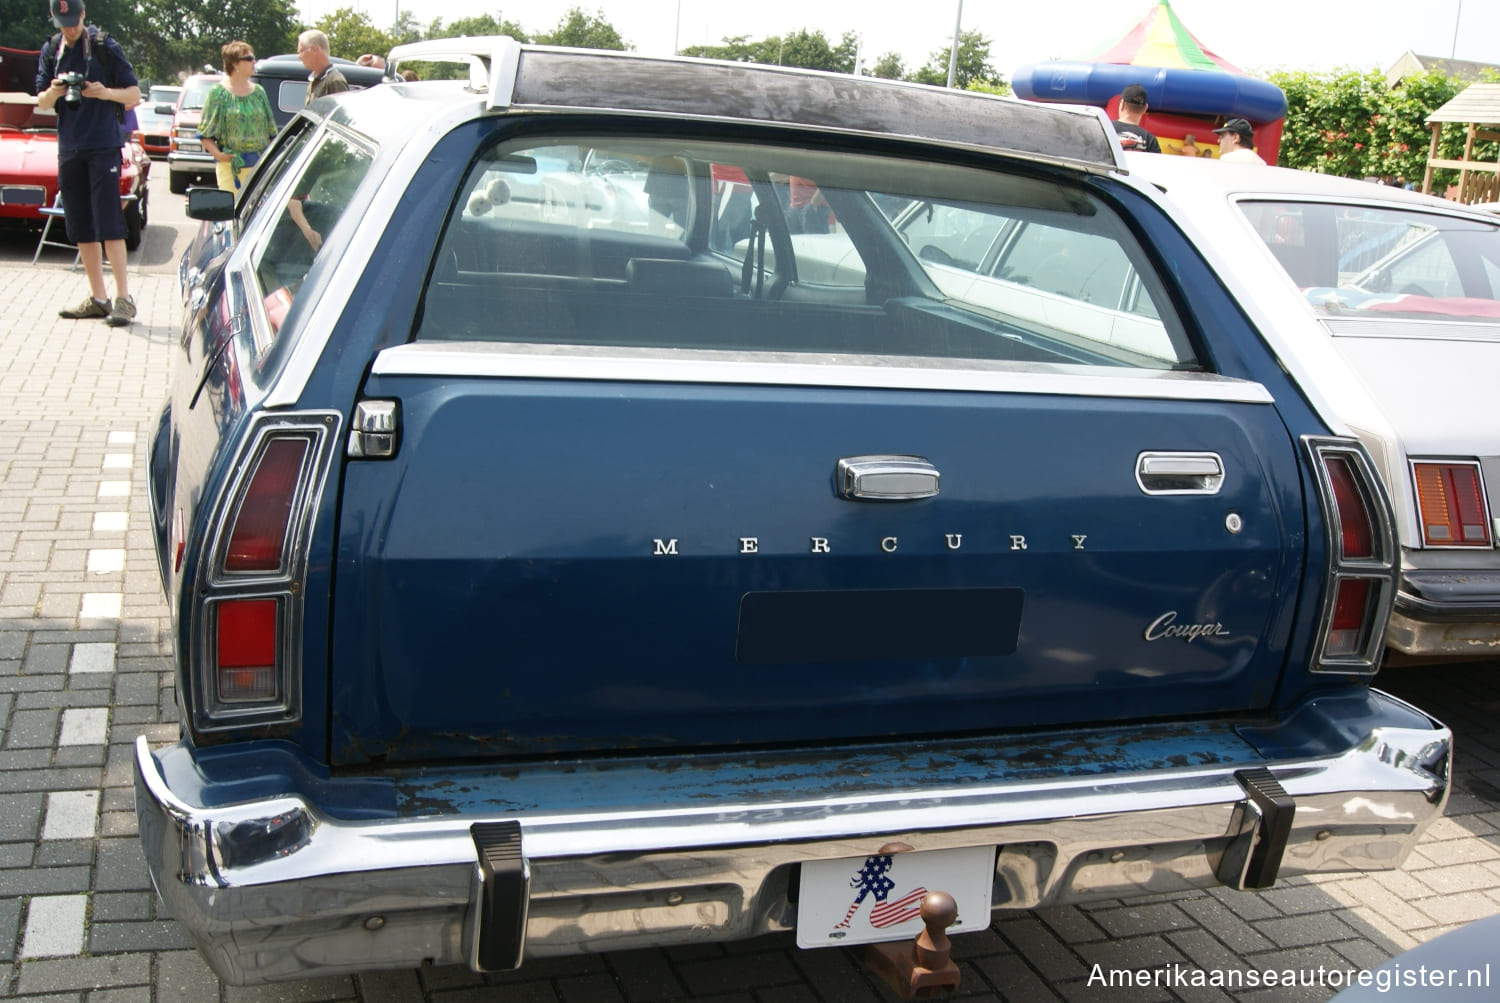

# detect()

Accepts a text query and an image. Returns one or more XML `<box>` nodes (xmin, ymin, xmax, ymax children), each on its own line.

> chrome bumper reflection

<box><xmin>134</xmin><ymin>720</ymin><xmax>1450</xmax><ymax>986</ymax></box>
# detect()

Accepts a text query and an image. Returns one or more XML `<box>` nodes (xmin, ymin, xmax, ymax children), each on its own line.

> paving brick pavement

<box><xmin>1</xmin><ymin>255</ymin><xmax>1498</xmax><ymax>1001</ymax></box>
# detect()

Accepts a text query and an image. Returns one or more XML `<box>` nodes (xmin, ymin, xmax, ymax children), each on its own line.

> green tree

<box><xmin>2</xmin><ymin>0</ymin><xmax>141</xmax><ymax>59</ymax></box>
<box><xmin>750</xmin><ymin>29</ymin><xmax>853</xmax><ymax>72</ymax></box>
<box><xmin>867</xmin><ymin>52</ymin><xmax>905</xmax><ymax>80</ymax></box>
<box><xmin>132</xmin><ymin>0</ymin><xmax>297</xmax><ymax>83</ymax></box>
<box><xmin>966</xmin><ymin>78</ymin><xmax>1011</xmax><ymax>97</ymax></box>
<box><xmin>426</xmin><ymin>14</ymin><xmax>529</xmax><ymax>43</ymax></box>
<box><xmin>909</xmin><ymin>28</ymin><xmax>999</xmax><ymax>90</ymax></box>
<box><xmin>389</xmin><ymin>10</ymin><xmax>421</xmax><ymax>46</ymax></box>
<box><xmin>315</xmin><ymin>7</ymin><xmax>396</xmax><ymax>63</ymax></box>
<box><xmin>535</xmin><ymin>7</ymin><xmax>627</xmax><ymax>50</ymax></box>
<box><xmin>1267</xmin><ymin>66</ymin><xmax>1486</xmax><ymax>189</ymax></box>
<box><xmin>679</xmin><ymin>36</ymin><xmax>757</xmax><ymax>62</ymax></box>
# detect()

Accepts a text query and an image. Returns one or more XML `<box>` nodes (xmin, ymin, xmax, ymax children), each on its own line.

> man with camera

<box><xmin>35</xmin><ymin>0</ymin><xmax>141</xmax><ymax>327</ymax></box>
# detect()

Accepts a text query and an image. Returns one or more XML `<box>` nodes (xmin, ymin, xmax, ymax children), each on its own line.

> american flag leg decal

<box><xmin>833</xmin><ymin>854</ymin><xmax>926</xmax><ymax>931</ymax></box>
<box><xmin>870</xmin><ymin>886</ymin><xmax>930</xmax><ymax>928</ymax></box>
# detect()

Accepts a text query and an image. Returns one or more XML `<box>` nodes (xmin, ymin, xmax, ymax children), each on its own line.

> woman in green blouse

<box><xmin>199</xmin><ymin>40</ymin><xmax>277</xmax><ymax>194</ymax></box>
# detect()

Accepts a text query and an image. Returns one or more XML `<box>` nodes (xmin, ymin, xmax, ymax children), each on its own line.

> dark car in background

<box><xmin>252</xmin><ymin>53</ymin><xmax>386</xmax><ymax>129</ymax></box>
<box><xmin>137</xmin><ymin>38</ymin><xmax>1450</xmax><ymax>986</ymax></box>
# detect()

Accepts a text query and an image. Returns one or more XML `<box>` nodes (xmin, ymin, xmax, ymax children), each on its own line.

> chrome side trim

<box><xmin>369</xmin><ymin>344</ymin><xmax>1277</xmax><ymax>403</ymax></box>
<box><xmin>135</xmin><ymin>714</ymin><xmax>1449</xmax><ymax>985</ymax></box>
<box><xmin>1322</xmin><ymin>317</ymin><xmax>1500</xmax><ymax>343</ymax></box>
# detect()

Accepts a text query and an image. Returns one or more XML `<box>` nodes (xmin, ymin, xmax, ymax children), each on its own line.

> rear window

<box><xmin>414</xmin><ymin>136</ymin><xmax>1199</xmax><ymax>370</ymax></box>
<box><xmin>1240</xmin><ymin>200</ymin><xmax>1500</xmax><ymax>322</ymax></box>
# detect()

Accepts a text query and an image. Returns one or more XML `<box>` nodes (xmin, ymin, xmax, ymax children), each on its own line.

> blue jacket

<box><xmin>35</xmin><ymin>27</ymin><xmax>138</xmax><ymax>153</ymax></box>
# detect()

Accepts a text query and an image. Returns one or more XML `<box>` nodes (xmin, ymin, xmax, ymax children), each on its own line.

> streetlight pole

<box><xmin>945</xmin><ymin>0</ymin><xmax>963</xmax><ymax>88</ymax></box>
<box><xmin>1450</xmin><ymin>0</ymin><xmax>1463</xmax><ymax>59</ymax></box>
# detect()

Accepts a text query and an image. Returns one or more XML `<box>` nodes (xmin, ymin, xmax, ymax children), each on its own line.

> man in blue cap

<box><xmin>36</xmin><ymin>0</ymin><xmax>141</xmax><ymax>327</ymax></box>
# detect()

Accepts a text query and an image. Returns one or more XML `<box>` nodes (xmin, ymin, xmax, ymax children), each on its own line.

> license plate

<box><xmin>0</xmin><ymin>187</ymin><xmax>45</xmax><ymax>206</ymax></box>
<box><xmin>795</xmin><ymin>845</ymin><xmax>994</xmax><ymax>949</ymax></box>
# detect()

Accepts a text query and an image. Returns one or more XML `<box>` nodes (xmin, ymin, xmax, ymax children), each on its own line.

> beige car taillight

<box><xmin>1412</xmin><ymin>460</ymin><xmax>1492</xmax><ymax>548</ymax></box>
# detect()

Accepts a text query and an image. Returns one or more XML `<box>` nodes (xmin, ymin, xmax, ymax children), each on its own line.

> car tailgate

<box><xmin>328</xmin><ymin>358</ymin><xmax>1302</xmax><ymax>765</ymax></box>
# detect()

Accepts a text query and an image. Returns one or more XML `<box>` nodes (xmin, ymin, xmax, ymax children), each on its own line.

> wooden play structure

<box><xmin>1422</xmin><ymin>83</ymin><xmax>1500</xmax><ymax>204</ymax></box>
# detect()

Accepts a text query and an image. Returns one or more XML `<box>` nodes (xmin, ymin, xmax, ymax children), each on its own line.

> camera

<box><xmin>56</xmin><ymin>71</ymin><xmax>85</xmax><ymax>105</ymax></box>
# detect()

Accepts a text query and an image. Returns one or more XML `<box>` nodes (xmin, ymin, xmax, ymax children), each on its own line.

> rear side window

<box><xmin>416</xmin><ymin>136</ymin><xmax>1198</xmax><ymax>370</ymax></box>
<box><xmin>1241</xmin><ymin>200</ymin><xmax>1500</xmax><ymax>321</ymax></box>
<box><xmin>248</xmin><ymin>129</ymin><xmax>373</xmax><ymax>336</ymax></box>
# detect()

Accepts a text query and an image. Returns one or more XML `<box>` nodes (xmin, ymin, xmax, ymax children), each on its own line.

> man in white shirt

<box><xmin>1213</xmin><ymin>119</ymin><xmax>1266</xmax><ymax>166</ymax></box>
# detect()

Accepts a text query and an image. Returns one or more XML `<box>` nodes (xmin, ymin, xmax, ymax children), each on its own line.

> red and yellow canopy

<box><xmin>1086</xmin><ymin>0</ymin><xmax>1245</xmax><ymax>75</ymax></box>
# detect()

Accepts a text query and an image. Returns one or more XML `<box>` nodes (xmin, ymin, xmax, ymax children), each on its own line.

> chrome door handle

<box><xmin>836</xmin><ymin>455</ymin><xmax>940</xmax><ymax>501</ymax></box>
<box><xmin>1136</xmin><ymin>452</ymin><xmax>1224</xmax><ymax>495</ymax></box>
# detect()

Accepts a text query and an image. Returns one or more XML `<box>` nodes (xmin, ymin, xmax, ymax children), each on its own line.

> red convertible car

<box><xmin>1</xmin><ymin>45</ymin><xmax>150</xmax><ymax>251</ymax></box>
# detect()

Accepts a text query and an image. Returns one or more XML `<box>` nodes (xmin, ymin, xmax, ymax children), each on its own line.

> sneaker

<box><xmin>60</xmin><ymin>296</ymin><xmax>109</xmax><ymax>319</ymax></box>
<box><xmin>106</xmin><ymin>296</ymin><xmax>136</xmax><ymax>328</ymax></box>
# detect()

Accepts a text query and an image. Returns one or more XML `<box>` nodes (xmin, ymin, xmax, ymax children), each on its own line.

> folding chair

<box><xmin>32</xmin><ymin>191</ymin><xmax>81</xmax><ymax>268</ymax></box>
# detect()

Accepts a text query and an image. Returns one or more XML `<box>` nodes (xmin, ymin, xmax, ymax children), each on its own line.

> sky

<box><xmin>294</xmin><ymin>0</ymin><xmax>1500</xmax><ymax>79</ymax></box>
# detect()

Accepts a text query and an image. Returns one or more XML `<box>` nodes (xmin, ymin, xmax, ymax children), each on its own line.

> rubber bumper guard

<box><xmin>1217</xmin><ymin>767</ymin><xmax>1296</xmax><ymax>891</ymax></box>
<box><xmin>469</xmin><ymin>821</ymin><xmax>530</xmax><ymax>972</ymax></box>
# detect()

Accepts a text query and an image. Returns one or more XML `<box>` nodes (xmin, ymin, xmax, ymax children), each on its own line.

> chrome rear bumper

<box><xmin>1390</xmin><ymin>570</ymin><xmax>1500</xmax><ymax>656</ymax></box>
<box><xmin>134</xmin><ymin>707</ymin><xmax>1450</xmax><ymax>985</ymax></box>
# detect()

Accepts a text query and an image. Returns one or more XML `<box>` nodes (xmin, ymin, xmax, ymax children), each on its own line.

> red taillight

<box><xmin>1326</xmin><ymin>578</ymin><xmax>1373</xmax><ymax>657</ymax></box>
<box><xmin>1413</xmin><ymin>461</ymin><xmax>1492</xmax><ymax>547</ymax></box>
<box><xmin>1309</xmin><ymin>439</ymin><xmax>1396</xmax><ymax>673</ymax></box>
<box><xmin>1324</xmin><ymin>456</ymin><xmax>1374</xmax><ymax>559</ymax></box>
<box><xmin>224</xmin><ymin>438</ymin><xmax>308</xmax><ymax>572</ymax></box>
<box><xmin>215</xmin><ymin>598</ymin><xmax>279</xmax><ymax>702</ymax></box>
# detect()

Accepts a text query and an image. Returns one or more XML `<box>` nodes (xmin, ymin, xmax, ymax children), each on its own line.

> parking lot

<box><xmin>1</xmin><ymin>170</ymin><xmax>1499</xmax><ymax>1002</ymax></box>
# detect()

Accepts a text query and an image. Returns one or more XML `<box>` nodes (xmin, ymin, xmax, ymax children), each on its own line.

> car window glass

<box><xmin>1242</xmin><ymin>200</ymin><xmax>1500</xmax><ymax>321</ymax></box>
<box><xmin>272</xmin><ymin>80</ymin><xmax>308</xmax><ymax>116</ymax></box>
<box><xmin>179</xmin><ymin>77</ymin><xmax>217</xmax><ymax>111</ymax></box>
<box><xmin>237</xmin><ymin>119</ymin><xmax>316</xmax><ymax>224</ymax></box>
<box><xmin>899</xmin><ymin>201</ymin><xmax>1005</xmax><ymax>273</ymax></box>
<box><xmin>416</xmin><ymin>136</ymin><xmax>1197</xmax><ymax>370</ymax></box>
<box><xmin>249</xmin><ymin>130</ymin><xmax>373</xmax><ymax>335</ymax></box>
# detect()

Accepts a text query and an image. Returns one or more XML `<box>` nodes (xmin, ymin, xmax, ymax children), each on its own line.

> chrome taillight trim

<box><xmin>1408</xmin><ymin>457</ymin><xmax>1494</xmax><ymax>550</ymax></box>
<box><xmin>1304</xmin><ymin>436</ymin><xmax>1398</xmax><ymax>674</ymax></box>
<box><xmin>191</xmin><ymin>411</ymin><xmax>341</xmax><ymax>732</ymax></box>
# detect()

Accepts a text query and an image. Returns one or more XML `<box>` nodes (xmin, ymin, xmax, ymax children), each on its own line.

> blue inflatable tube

<box><xmin>1011</xmin><ymin>61</ymin><xmax>1287</xmax><ymax>123</ymax></box>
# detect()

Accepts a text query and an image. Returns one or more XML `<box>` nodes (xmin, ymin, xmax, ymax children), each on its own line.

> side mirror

<box><xmin>186</xmin><ymin>187</ymin><xmax>235</xmax><ymax>221</ymax></box>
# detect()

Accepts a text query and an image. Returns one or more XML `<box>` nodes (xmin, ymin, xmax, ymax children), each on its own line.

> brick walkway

<box><xmin>1</xmin><ymin>256</ymin><xmax>1497</xmax><ymax>1002</ymax></box>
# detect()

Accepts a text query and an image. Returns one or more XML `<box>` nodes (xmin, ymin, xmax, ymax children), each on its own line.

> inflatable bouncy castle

<box><xmin>1010</xmin><ymin>0</ymin><xmax>1287</xmax><ymax>163</ymax></box>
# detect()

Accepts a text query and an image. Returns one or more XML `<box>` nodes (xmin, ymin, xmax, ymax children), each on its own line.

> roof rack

<box><xmin>386</xmin><ymin>36</ymin><xmax>522</xmax><ymax>107</ymax></box>
<box><xmin>385</xmin><ymin>36</ymin><xmax>1122</xmax><ymax>174</ymax></box>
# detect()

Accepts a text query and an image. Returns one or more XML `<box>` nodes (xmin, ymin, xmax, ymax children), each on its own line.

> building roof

<box><xmin>1425</xmin><ymin>83</ymin><xmax>1500</xmax><ymax>126</ymax></box>
<box><xmin>1385</xmin><ymin>51</ymin><xmax>1500</xmax><ymax>88</ymax></box>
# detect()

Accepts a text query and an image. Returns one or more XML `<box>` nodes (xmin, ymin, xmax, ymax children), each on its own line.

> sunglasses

<box><xmin>238</xmin><ymin>54</ymin><xmax>257</xmax><ymax>62</ymax></box>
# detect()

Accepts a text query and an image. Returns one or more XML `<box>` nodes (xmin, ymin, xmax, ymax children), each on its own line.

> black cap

<box><xmin>1121</xmin><ymin>83</ymin><xmax>1148</xmax><ymax>106</ymax></box>
<box><xmin>49</xmin><ymin>0</ymin><xmax>81</xmax><ymax>27</ymax></box>
<box><xmin>1213</xmin><ymin>118</ymin><xmax>1255</xmax><ymax>144</ymax></box>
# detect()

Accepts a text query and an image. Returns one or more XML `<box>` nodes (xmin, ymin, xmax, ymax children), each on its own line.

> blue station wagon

<box><xmin>135</xmin><ymin>39</ymin><xmax>1452</xmax><ymax>986</ymax></box>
